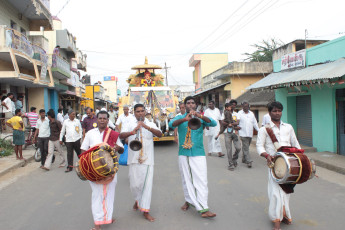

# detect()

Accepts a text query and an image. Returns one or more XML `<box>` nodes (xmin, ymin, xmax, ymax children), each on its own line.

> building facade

<box><xmin>248</xmin><ymin>37</ymin><xmax>345</xmax><ymax>155</ymax></box>
<box><xmin>189</xmin><ymin>53</ymin><xmax>229</xmax><ymax>94</ymax></box>
<box><xmin>193</xmin><ymin>61</ymin><xmax>272</xmax><ymax>110</ymax></box>
<box><xmin>0</xmin><ymin>0</ymin><xmax>54</xmax><ymax>113</ymax></box>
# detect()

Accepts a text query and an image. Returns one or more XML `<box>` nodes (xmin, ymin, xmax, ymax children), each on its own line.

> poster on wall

<box><xmin>281</xmin><ymin>49</ymin><xmax>306</xmax><ymax>70</ymax></box>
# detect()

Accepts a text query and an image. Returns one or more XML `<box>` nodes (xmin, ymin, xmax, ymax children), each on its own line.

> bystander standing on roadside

<box><xmin>16</xmin><ymin>95</ymin><xmax>24</xmax><ymax>112</ymax></box>
<box><xmin>6</xmin><ymin>109</ymin><xmax>25</xmax><ymax>160</ymax></box>
<box><xmin>33</xmin><ymin>109</ymin><xmax>51</xmax><ymax>168</ymax></box>
<box><xmin>1</xmin><ymin>93</ymin><xmax>14</xmax><ymax>133</ymax></box>
<box><xmin>42</xmin><ymin>109</ymin><xmax>66</xmax><ymax>171</ymax></box>
<box><xmin>11</xmin><ymin>97</ymin><xmax>16</xmax><ymax>116</ymax></box>
<box><xmin>24</xmin><ymin>107</ymin><xmax>39</xmax><ymax>134</ymax></box>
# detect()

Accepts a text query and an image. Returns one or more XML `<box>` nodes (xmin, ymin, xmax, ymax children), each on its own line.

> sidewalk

<box><xmin>0</xmin><ymin>147</ymin><xmax>36</xmax><ymax>177</ymax></box>
<box><xmin>251</xmin><ymin>136</ymin><xmax>345</xmax><ymax>175</ymax></box>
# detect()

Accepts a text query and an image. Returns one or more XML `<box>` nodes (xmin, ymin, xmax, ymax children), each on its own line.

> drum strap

<box><xmin>265</xmin><ymin>125</ymin><xmax>281</xmax><ymax>150</ymax></box>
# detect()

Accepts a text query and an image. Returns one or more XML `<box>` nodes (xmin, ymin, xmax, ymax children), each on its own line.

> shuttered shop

<box><xmin>296</xmin><ymin>95</ymin><xmax>313</xmax><ymax>146</ymax></box>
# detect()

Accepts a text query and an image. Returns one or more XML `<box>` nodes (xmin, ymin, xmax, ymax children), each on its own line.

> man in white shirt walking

<box><xmin>115</xmin><ymin>105</ymin><xmax>134</xmax><ymax>133</ymax></box>
<box><xmin>33</xmin><ymin>109</ymin><xmax>51</xmax><ymax>168</ymax></box>
<box><xmin>108</xmin><ymin>106</ymin><xmax>116</xmax><ymax>124</ymax></box>
<box><xmin>1</xmin><ymin>93</ymin><xmax>14</xmax><ymax>133</ymax></box>
<box><xmin>261</xmin><ymin>113</ymin><xmax>271</xmax><ymax>126</ymax></box>
<box><xmin>256</xmin><ymin>101</ymin><xmax>300</xmax><ymax>230</ymax></box>
<box><xmin>204</xmin><ymin>101</ymin><xmax>224</xmax><ymax>157</ymax></box>
<box><xmin>59</xmin><ymin>110</ymin><xmax>82</xmax><ymax>172</ymax></box>
<box><xmin>120</xmin><ymin>104</ymin><xmax>162</xmax><ymax>222</ymax></box>
<box><xmin>238</xmin><ymin>101</ymin><xmax>259</xmax><ymax>168</ymax></box>
<box><xmin>57</xmin><ymin>108</ymin><xmax>64</xmax><ymax>125</ymax></box>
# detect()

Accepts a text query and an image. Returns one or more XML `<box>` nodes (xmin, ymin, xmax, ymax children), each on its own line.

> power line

<box><xmin>190</xmin><ymin>0</ymin><xmax>250</xmax><ymax>52</ymax></box>
<box><xmin>56</xmin><ymin>0</ymin><xmax>72</xmax><ymax>16</ymax></box>
<box><xmin>207</xmin><ymin>0</ymin><xmax>279</xmax><ymax>51</ymax></box>
<box><xmin>199</xmin><ymin>0</ymin><xmax>269</xmax><ymax>51</ymax></box>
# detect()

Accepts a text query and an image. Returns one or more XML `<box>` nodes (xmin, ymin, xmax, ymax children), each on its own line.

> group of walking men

<box><xmin>201</xmin><ymin>99</ymin><xmax>260</xmax><ymax>171</ymax></box>
<box><xmin>5</xmin><ymin>93</ymin><xmax>300</xmax><ymax>230</ymax></box>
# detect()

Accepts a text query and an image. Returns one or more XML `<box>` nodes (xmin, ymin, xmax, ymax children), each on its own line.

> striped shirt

<box><xmin>25</xmin><ymin>112</ymin><xmax>39</xmax><ymax>128</ymax></box>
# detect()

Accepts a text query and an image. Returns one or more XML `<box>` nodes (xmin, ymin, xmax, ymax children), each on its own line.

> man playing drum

<box><xmin>256</xmin><ymin>101</ymin><xmax>301</xmax><ymax>230</ymax></box>
<box><xmin>169</xmin><ymin>96</ymin><xmax>217</xmax><ymax>218</ymax></box>
<box><xmin>81</xmin><ymin>111</ymin><xmax>124</xmax><ymax>230</ymax></box>
<box><xmin>119</xmin><ymin>103</ymin><xmax>162</xmax><ymax>222</ymax></box>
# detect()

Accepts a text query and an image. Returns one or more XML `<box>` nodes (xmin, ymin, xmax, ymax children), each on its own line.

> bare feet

<box><xmin>42</xmin><ymin>166</ymin><xmax>50</xmax><ymax>171</ymax></box>
<box><xmin>91</xmin><ymin>224</ymin><xmax>101</xmax><ymax>230</ymax></box>
<box><xmin>181</xmin><ymin>202</ymin><xmax>189</xmax><ymax>211</ymax></box>
<box><xmin>218</xmin><ymin>152</ymin><xmax>225</xmax><ymax>157</ymax></box>
<box><xmin>273</xmin><ymin>221</ymin><xmax>281</xmax><ymax>230</ymax></box>
<box><xmin>133</xmin><ymin>201</ymin><xmax>138</xmax><ymax>211</ymax></box>
<box><xmin>282</xmin><ymin>217</ymin><xmax>292</xmax><ymax>225</ymax></box>
<box><xmin>143</xmin><ymin>212</ymin><xmax>155</xmax><ymax>222</ymax></box>
<box><xmin>201</xmin><ymin>211</ymin><xmax>216</xmax><ymax>218</ymax></box>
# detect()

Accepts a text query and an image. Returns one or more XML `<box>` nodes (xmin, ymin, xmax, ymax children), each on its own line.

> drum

<box><xmin>77</xmin><ymin>144</ymin><xmax>119</xmax><ymax>182</ymax></box>
<box><xmin>270</xmin><ymin>152</ymin><xmax>316</xmax><ymax>184</ymax></box>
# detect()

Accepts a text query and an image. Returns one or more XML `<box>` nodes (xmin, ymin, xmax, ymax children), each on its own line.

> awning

<box><xmin>247</xmin><ymin>58</ymin><xmax>345</xmax><ymax>91</ymax></box>
<box><xmin>193</xmin><ymin>82</ymin><xmax>230</xmax><ymax>96</ymax></box>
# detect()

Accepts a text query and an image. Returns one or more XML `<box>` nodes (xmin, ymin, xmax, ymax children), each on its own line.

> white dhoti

<box><xmin>207</xmin><ymin>135</ymin><xmax>222</xmax><ymax>153</ymax></box>
<box><xmin>178</xmin><ymin>155</ymin><xmax>209</xmax><ymax>212</ymax></box>
<box><xmin>267</xmin><ymin>171</ymin><xmax>291</xmax><ymax>222</ymax></box>
<box><xmin>129</xmin><ymin>164</ymin><xmax>154</xmax><ymax>212</ymax></box>
<box><xmin>89</xmin><ymin>175</ymin><xmax>117</xmax><ymax>225</ymax></box>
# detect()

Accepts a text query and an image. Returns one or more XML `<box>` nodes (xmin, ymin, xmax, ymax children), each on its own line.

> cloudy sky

<box><xmin>50</xmin><ymin>0</ymin><xmax>345</xmax><ymax>94</ymax></box>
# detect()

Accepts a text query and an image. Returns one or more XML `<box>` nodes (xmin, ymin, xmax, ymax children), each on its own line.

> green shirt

<box><xmin>169</xmin><ymin>113</ymin><xmax>217</xmax><ymax>156</ymax></box>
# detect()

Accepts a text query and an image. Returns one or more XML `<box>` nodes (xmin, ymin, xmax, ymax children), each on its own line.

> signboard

<box><xmin>104</xmin><ymin>76</ymin><xmax>116</xmax><ymax>81</ymax></box>
<box><xmin>281</xmin><ymin>49</ymin><xmax>306</xmax><ymax>70</ymax></box>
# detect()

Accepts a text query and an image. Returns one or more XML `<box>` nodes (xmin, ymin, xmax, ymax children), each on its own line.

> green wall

<box><xmin>275</xmin><ymin>86</ymin><xmax>338</xmax><ymax>152</ymax></box>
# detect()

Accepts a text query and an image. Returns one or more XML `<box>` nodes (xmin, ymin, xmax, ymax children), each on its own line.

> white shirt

<box><xmin>57</xmin><ymin>113</ymin><xmax>64</xmax><ymax>124</ymax></box>
<box><xmin>256</xmin><ymin>121</ymin><xmax>301</xmax><ymax>156</ymax></box>
<box><xmin>81</xmin><ymin>128</ymin><xmax>123</xmax><ymax>150</ymax></box>
<box><xmin>204</xmin><ymin>108</ymin><xmax>221</xmax><ymax>136</ymax></box>
<box><xmin>63</xmin><ymin>114</ymin><xmax>69</xmax><ymax>121</ymax></box>
<box><xmin>108</xmin><ymin>120</ymin><xmax>115</xmax><ymax>129</ymax></box>
<box><xmin>59</xmin><ymin>118</ymin><xmax>82</xmax><ymax>142</ymax></box>
<box><xmin>115</xmin><ymin>113</ymin><xmax>135</xmax><ymax>129</ymax></box>
<box><xmin>36</xmin><ymin>117</ymin><xmax>50</xmax><ymax>138</ymax></box>
<box><xmin>238</xmin><ymin>110</ymin><xmax>259</xmax><ymax>138</ymax></box>
<box><xmin>2</xmin><ymin>97</ymin><xmax>12</xmax><ymax>113</ymax></box>
<box><xmin>121</xmin><ymin>118</ymin><xmax>160</xmax><ymax>166</ymax></box>
<box><xmin>81</xmin><ymin>114</ymin><xmax>87</xmax><ymax>122</ymax></box>
<box><xmin>261</xmin><ymin>113</ymin><xmax>271</xmax><ymax>126</ymax></box>
<box><xmin>108</xmin><ymin>111</ymin><xmax>116</xmax><ymax>124</ymax></box>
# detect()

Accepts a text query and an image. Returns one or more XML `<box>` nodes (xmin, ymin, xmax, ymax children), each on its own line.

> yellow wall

<box><xmin>103</xmin><ymin>80</ymin><xmax>117</xmax><ymax>103</ymax></box>
<box><xmin>28</xmin><ymin>88</ymin><xmax>45</xmax><ymax>110</ymax></box>
<box><xmin>200</xmin><ymin>53</ymin><xmax>228</xmax><ymax>78</ymax></box>
<box><xmin>230</xmin><ymin>74</ymin><xmax>264</xmax><ymax>99</ymax></box>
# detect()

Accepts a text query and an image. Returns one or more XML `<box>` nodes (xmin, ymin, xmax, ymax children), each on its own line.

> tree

<box><xmin>243</xmin><ymin>38</ymin><xmax>284</xmax><ymax>62</ymax></box>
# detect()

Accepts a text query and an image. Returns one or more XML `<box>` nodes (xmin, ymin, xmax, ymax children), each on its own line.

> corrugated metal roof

<box><xmin>193</xmin><ymin>82</ymin><xmax>230</xmax><ymax>96</ymax></box>
<box><xmin>247</xmin><ymin>58</ymin><xmax>345</xmax><ymax>90</ymax></box>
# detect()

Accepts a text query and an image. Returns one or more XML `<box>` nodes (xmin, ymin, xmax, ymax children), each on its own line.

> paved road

<box><xmin>1</xmin><ymin>138</ymin><xmax>345</xmax><ymax>230</ymax></box>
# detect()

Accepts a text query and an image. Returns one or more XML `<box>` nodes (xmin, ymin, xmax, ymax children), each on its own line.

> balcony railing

<box><xmin>51</xmin><ymin>54</ymin><xmax>71</xmax><ymax>77</ymax></box>
<box><xmin>5</xmin><ymin>28</ymin><xmax>34</xmax><ymax>58</ymax></box>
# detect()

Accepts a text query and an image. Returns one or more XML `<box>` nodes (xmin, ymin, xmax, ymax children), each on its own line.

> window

<box><xmin>10</xmin><ymin>20</ymin><xmax>17</xmax><ymax>30</ymax></box>
<box><xmin>20</xmin><ymin>27</ymin><xmax>26</xmax><ymax>36</ymax></box>
<box><xmin>295</xmin><ymin>42</ymin><xmax>305</xmax><ymax>51</ymax></box>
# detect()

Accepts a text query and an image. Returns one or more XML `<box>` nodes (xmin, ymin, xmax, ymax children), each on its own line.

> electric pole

<box><xmin>163</xmin><ymin>62</ymin><xmax>170</xmax><ymax>86</ymax></box>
